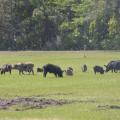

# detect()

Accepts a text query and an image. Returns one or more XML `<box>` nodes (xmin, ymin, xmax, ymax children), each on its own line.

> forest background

<box><xmin>0</xmin><ymin>0</ymin><xmax>120</xmax><ymax>50</ymax></box>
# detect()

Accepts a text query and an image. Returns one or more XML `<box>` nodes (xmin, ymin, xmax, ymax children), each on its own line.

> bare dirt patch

<box><xmin>0</xmin><ymin>97</ymin><xmax>75</xmax><ymax>111</ymax></box>
<box><xmin>0</xmin><ymin>95</ymin><xmax>97</xmax><ymax>111</ymax></box>
<box><xmin>98</xmin><ymin>105</ymin><xmax>120</xmax><ymax>110</ymax></box>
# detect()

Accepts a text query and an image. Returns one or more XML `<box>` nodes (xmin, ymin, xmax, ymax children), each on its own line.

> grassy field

<box><xmin>0</xmin><ymin>51</ymin><xmax>120</xmax><ymax>120</ymax></box>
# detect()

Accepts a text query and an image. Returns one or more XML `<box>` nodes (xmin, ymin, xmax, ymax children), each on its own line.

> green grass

<box><xmin>0</xmin><ymin>51</ymin><xmax>120</xmax><ymax>120</ymax></box>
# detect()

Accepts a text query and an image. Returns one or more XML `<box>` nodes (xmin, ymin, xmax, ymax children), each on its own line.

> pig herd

<box><xmin>0</xmin><ymin>60</ymin><xmax>120</xmax><ymax>77</ymax></box>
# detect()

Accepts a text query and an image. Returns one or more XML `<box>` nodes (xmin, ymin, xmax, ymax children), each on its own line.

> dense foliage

<box><xmin>0</xmin><ymin>0</ymin><xmax>120</xmax><ymax>50</ymax></box>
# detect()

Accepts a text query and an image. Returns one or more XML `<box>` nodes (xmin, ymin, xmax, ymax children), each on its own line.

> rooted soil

<box><xmin>98</xmin><ymin>105</ymin><xmax>120</xmax><ymax>110</ymax></box>
<box><xmin>0</xmin><ymin>97</ymin><xmax>74</xmax><ymax>111</ymax></box>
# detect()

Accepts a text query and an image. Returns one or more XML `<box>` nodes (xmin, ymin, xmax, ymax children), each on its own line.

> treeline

<box><xmin>0</xmin><ymin>0</ymin><xmax>120</xmax><ymax>50</ymax></box>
